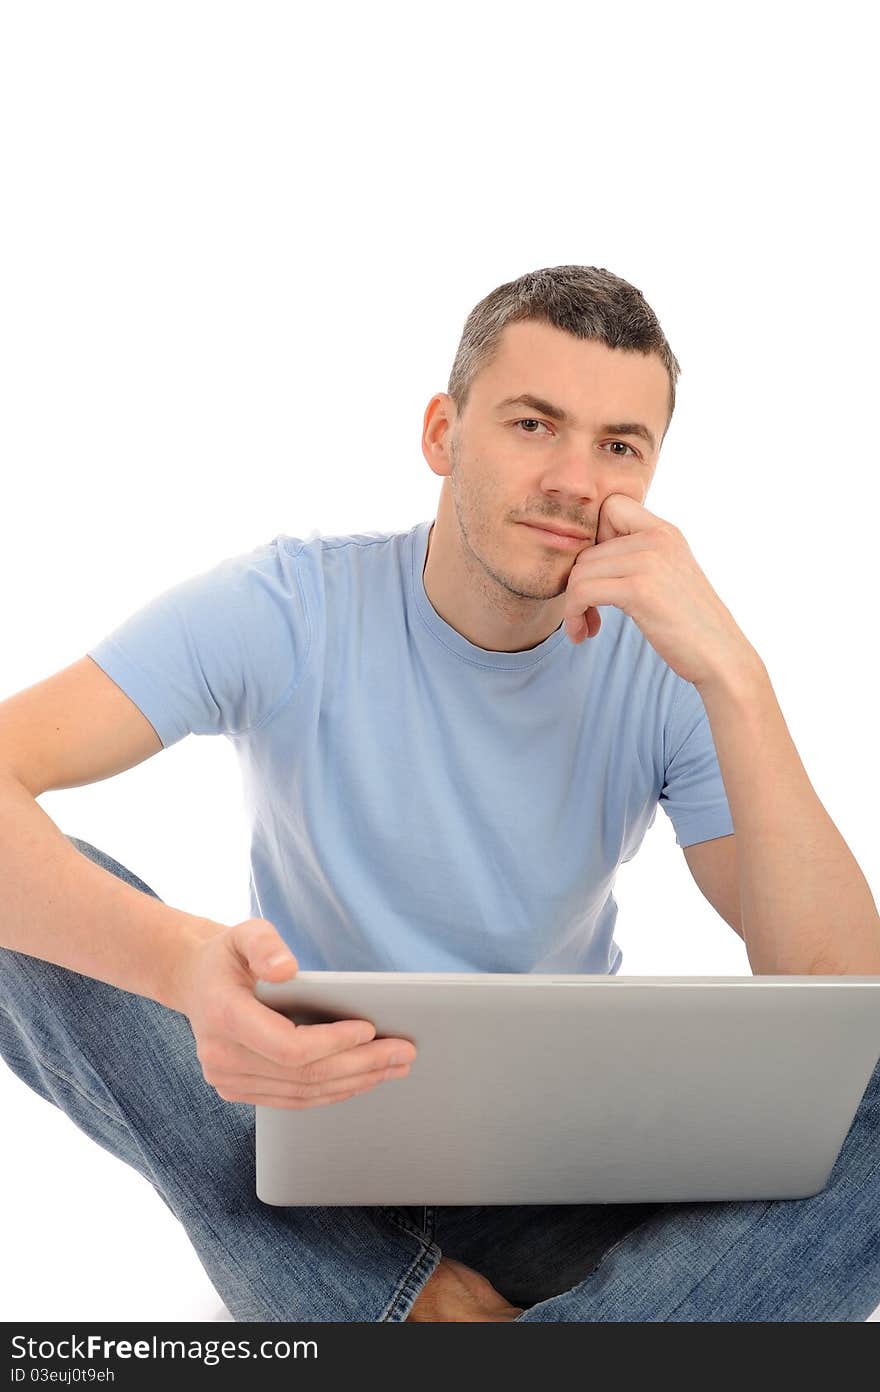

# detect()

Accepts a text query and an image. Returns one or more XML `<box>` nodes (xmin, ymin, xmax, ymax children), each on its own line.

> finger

<box><xmin>566</xmin><ymin>607</ymin><xmax>602</xmax><ymax>644</ymax></box>
<box><xmin>215</xmin><ymin>1061</ymin><xmax>412</xmax><ymax>1100</ymax></box>
<box><xmin>584</xmin><ymin>531</ymin><xmax>655</xmax><ymax>556</ymax></box>
<box><xmin>564</xmin><ymin>578</ymin><xmax>630</xmax><ymax>637</ymax></box>
<box><xmin>228</xmin><ymin>1088</ymin><xmax>368</xmax><ymax>1109</ymax></box>
<box><xmin>230</xmin><ymin>920</ymin><xmax>299</xmax><ymax>980</ymax></box>
<box><xmin>229</xmin><ymin>989</ymin><xmax>378</xmax><ymax>1066</ymax></box>
<box><xmin>216</xmin><ymin>1067</ymin><xmax>411</xmax><ymax>1108</ymax></box>
<box><xmin>211</xmin><ymin>1032</ymin><xmax>417</xmax><ymax>1081</ymax></box>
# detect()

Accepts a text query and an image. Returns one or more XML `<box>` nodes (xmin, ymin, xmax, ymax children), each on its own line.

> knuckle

<box><xmin>295</xmin><ymin>1056</ymin><xmax>327</xmax><ymax>1084</ymax></box>
<box><xmin>290</xmin><ymin>1078</ymin><xmax>318</xmax><ymax>1099</ymax></box>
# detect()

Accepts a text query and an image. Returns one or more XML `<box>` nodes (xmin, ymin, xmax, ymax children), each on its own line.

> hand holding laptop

<box><xmin>173</xmin><ymin>920</ymin><xmax>417</xmax><ymax>1108</ymax></box>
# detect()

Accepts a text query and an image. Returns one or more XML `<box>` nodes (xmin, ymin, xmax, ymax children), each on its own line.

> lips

<box><xmin>526</xmin><ymin>523</ymin><xmax>587</xmax><ymax>540</ymax></box>
<box><xmin>517</xmin><ymin>523</ymin><xmax>595</xmax><ymax>542</ymax></box>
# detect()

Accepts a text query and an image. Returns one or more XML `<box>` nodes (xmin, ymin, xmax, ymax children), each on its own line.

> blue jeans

<box><xmin>1</xmin><ymin>836</ymin><xmax>879</xmax><ymax>1322</ymax></box>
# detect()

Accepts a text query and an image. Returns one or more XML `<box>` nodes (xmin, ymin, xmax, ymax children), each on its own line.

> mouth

<box><xmin>518</xmin><ymin>522</ymin><xmax>592</xmax><ymax>550</ymax></box>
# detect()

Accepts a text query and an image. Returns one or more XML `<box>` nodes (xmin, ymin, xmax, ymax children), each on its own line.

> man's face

<box><xmin>425</xmin><ymin>319</ymin><xmax>670</xmax><ymax>609</ymax></box>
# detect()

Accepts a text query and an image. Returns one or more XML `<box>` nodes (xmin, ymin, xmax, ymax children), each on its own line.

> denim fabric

<box><xmin>1</xmin><ymin>837</ymin><xmax>878</xmax><ymax>1322</ymax></box>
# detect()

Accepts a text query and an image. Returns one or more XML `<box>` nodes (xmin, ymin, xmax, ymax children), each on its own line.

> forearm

<box><xmin>696</xmin><ymin>655</ymin><xmax>880</xmax><ymax>975</ymax></box>
<box><xmin>0</xmin><ymin>770</ymin><xmax>221</xmax><ymax>1009</ymax></box>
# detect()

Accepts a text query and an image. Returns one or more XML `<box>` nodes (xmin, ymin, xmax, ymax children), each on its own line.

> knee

<box><xmin>64</xmin><ymin>835</ymin><xmax>165</xmax><ymax>903</ymax></box>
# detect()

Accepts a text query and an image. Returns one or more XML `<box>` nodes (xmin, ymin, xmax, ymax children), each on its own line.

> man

<box><xmin>1</xmin><ymin>265</ymin><xmax>879</xmax><ymax>1323</ymax></box>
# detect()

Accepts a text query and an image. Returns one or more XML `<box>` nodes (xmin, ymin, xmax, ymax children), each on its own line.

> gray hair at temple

<box><xmin>446</xmin><ymin>265</ymin><xmax>681</xmax><ymax>446</ymax></box>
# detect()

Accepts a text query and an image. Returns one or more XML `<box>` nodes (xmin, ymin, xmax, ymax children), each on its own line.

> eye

<box><xmin>513</xmin><ymin>418</ymin><xmax>552</xmax><ymax>435</ymax></box>
<box><xmin>605</xmin><ymin>440</ymin><xmax>638</xmax><ymax>457</ymax></box>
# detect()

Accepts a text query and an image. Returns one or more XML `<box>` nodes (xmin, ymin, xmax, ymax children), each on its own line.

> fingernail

<box><xmin>266</xmin><ymin>951</ymin><xmax>295</xmax><ymax>969</ymax></box>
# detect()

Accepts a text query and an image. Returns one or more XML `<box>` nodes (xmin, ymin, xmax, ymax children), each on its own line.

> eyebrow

<box><xmin>494</xmin><ymin>393</ymin><xmax>657</xmax><ymax>453</ymax></box>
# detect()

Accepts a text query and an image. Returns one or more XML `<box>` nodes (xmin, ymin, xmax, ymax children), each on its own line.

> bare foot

<box><xmin>406</xmin><ymin>1256</ymin><xmax>525</xmax><ymax>1322</ymax></box>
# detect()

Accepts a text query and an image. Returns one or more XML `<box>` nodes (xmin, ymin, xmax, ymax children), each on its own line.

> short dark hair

<box><xmin>447</xmin><ymin>265</ymin><xmax>681</xmax><ymax>444</ymax></box>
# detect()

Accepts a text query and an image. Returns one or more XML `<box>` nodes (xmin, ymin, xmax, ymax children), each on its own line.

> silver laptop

<box><xmin>254</xmin><ymin>972</ymin><xmax>880</xmax><ymax>1205</ymax></box>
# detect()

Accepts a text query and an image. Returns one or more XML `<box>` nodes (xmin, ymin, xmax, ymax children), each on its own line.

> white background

<box><xmin>1</xmin><ymin>0</ymin><xmax>878</xmax><ymax>1322</ymax></box>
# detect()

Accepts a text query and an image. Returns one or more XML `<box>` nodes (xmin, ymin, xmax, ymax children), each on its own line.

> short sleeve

<box><xmin>658</xmin><ymin>676</ymin><xmax>734</xmax><ymax>848</ymax></box>
<box><xmin>85</xmin><ymin>536</ymin><xmax>312</xmax><ymax>748</ymax></box>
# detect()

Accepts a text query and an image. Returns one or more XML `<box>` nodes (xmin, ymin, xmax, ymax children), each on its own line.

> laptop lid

<box><xmin>254</xmin><ymin>973</ymin><xmax>880</xmax><ymax>1205</ymax></box>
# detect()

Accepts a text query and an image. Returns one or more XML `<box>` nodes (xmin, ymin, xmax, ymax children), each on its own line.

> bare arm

<box><xmin>0</xmin><ymin>655</ymin><xmax>220</xmax><ymax>1009</ymax></box>
<box><xmin>0</xmin><ymin>769</ymin><xmax>219</xmax><ymax>1009</ymax></box>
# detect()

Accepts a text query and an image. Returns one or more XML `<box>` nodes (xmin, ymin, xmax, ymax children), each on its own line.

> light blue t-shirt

<box><xmin>86</xmin><ymin>519</ymin><xmax>734</xmax><ymax>975</ymax></box>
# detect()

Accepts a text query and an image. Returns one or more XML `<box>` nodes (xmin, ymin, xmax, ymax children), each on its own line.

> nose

<box><xmin>535</xmin><ymin>445</ymin><xmax>615</xmax><ymax>507</ymax></box>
